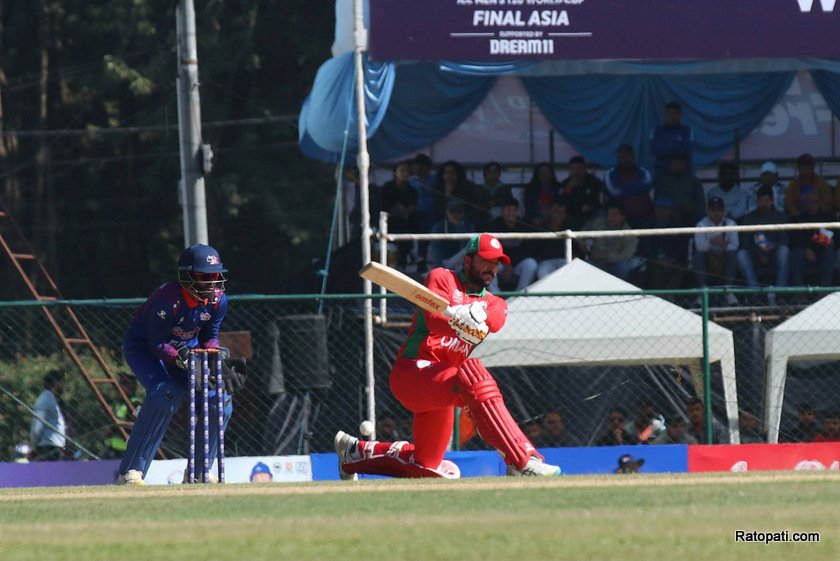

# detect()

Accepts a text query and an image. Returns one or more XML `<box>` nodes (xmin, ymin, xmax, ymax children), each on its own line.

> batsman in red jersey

<box><xmin>336</xmin><ymin>233</ymin><xmax>562</xmax><ymax>478</ymax></box>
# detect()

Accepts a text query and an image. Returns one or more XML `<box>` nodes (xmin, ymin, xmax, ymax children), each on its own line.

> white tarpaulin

<box><xmin>764</xmin><ymin>292</ymin><xmax>840</xmax><ymax>443</ymax></box>
<box><xmin>471</xmin><ymin>259</ymin><xmax>740</xmax><ymax>443</ymax></box>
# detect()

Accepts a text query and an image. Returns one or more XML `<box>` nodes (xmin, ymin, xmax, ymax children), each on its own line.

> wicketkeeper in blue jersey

<box><xmin>115</xmin><ymin>244</ymin><xmax>246</xmax><ymax>485</ymax></box>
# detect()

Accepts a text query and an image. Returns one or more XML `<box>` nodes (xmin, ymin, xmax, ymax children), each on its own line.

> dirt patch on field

<box><xmin>1</xmin><ymin>471</ymin><xmax>837</xmax><ymax>502</ymax></box>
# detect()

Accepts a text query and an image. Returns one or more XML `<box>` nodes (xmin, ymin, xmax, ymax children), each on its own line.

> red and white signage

<box><xmin>688</xmin><ymin>443</ymin><xmax>840</xmax><ymax>473</ymax></box>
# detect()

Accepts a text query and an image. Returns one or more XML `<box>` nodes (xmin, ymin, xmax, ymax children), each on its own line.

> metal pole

<box><xmin>564</xmin><ymin>230</ymin><xmax>573</xmax><ymax>263</ymax></box>
<box><xmin>379</xmin><ymin>211</ymin><xmax>389</xmax><ymax>324</ymax></box>
<box><xmin>176</xmin><ymin>0</ymin><xmax>209</xmax><ymax>246</ymax></box>
<box><xmin>701</xmin><ymin>289</ymin><xmax>713</xmax><ymax>444</ymax></box>
<box><xmin>354</xmin><ymin>0</ymin><xmax>376</xmax><ymax>439</ymax></box>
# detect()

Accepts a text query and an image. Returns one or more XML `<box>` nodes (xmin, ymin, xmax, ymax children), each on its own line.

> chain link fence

<box><xmin>1</xmin><ymin>288</ymin><xmax>838</xmax><ymax>463</ymax></box>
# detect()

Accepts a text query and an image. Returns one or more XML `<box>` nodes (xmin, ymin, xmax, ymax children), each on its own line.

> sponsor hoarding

<box><xmin>370</xmin><ymin>0</ymin><xmax>840</xmax><ymax>61</ymax></box>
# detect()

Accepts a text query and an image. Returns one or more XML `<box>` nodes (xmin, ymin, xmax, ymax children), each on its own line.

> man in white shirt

<box><xmin>693</xmin><ymin>196</ymin><xmax>740</xmax><ymax>305</ymax></box>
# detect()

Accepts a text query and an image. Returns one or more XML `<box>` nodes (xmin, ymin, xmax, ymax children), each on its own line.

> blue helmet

<box><xmin>178</xmin><ymin>244</ymin><xmax>227</xmax><ymax>303</ymax></box>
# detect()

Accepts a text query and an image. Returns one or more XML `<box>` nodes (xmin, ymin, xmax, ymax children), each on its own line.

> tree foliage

<box><xmin>0</xmin><ymin>0</ymin><xmax>337</xmax><ymax>298</ymax></box>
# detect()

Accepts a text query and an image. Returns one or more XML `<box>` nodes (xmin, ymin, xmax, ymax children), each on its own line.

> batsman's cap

<box><xmin>707</xmin><ymin>196</ymin><xmax>725</xmax><ymax>209</ymax></box>
<box><xmin>759</xmin><ymin>161</ymin><xmax>778</xmax><ymax>175</ymax></box>
<box><xmin>250</xmin><ymin>461</ymin><xmax>272</xmax><ymax>481</ymax></box>
<box><xmin>178</xmin><ymin>244</ymin><xmax>227</xmax><ymax>274</ymax></box>
<box><xmin>465</xmin><ymin>233</ymin><xmax>511</xmax><ymax>265</ymax></box>
<box><xmin>618</xmin><ymin>454</ymin><xmax>645</xmax><ymax>468</ymax></box>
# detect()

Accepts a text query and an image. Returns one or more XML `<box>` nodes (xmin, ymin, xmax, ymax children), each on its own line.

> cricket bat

<box><xmin>359</xmin><ymin>261</ymin><xmax>452</xmax><ymax>316</ymax></box>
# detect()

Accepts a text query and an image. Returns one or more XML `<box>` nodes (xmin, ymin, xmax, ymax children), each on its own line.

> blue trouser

<box><xmin>736</xmin><ymin>245</ymin><xmax>789</xmax><ymax>288</ymax></box>
<box><xmin>119</xmin><ymin>343</ymin><xmax>233</xmax><ymax>477</ymax></box>
<box><xmin>790</xmin><ymin>246</ymin><xmax>836</xmax><ymax>286</ymax></box>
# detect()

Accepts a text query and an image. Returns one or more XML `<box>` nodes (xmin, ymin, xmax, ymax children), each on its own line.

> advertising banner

<box><xmin>0</xmin><ymin>459</ymin><xmax>120</xmax><ymax>488</ymax></box>
<box><xmin>688</xmin><ymin>443</ymin><xmax>840</xmax><ymax>472</ymax></box>
<box><xmin>370</xmin><ymin>0</ymin><xmax>840</xmax><ymax>61</ymax></box>
<box><xmin>144</xmin><ymin>455</ymin><xmax>312</xmax><ymax>485</ymax></box>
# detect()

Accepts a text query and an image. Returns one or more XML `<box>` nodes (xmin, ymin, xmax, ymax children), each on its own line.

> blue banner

<box><xmin>370</xmin><ymin>0</ymin><xmax>840</xmax><ymax>61</ymax></box>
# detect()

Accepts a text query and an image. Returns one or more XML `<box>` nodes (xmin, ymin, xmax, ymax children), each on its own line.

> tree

<box><xmin>0</xmin><ymin>0</ymin><xmax>337</xmax><ymax>298</ymax></box>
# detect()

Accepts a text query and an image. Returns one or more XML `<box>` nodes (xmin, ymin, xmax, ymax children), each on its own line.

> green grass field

<box><xmin>0</xmin><ymin>472</ymin><xmax>836</xmax><ymax>561</ymax></box>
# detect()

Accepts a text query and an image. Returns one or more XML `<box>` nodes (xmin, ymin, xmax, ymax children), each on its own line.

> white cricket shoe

<box><xmin>115</xmin><ymin>469</ymin><xmax>145</xmax><ymax>486</ymax></box>
<box><xmin>507</xmin><ymin>456</ymin><xmax>562</xmax><ymax>477</ymax></box>
<box><xmin>334</xmin><ymin>430</ymin><xmax>361</xmax><ymax>481</ymax></box>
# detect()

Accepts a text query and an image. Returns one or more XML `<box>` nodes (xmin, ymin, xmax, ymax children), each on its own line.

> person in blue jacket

<box><xmin>650</xmin><ymin>101</ymin><xmax>695</xmax><ymax>180</ymax></box>
<box><xmin>115</xmin><ymin>244</ymin><xmax>245</xmax><ymax>485</ymax></box>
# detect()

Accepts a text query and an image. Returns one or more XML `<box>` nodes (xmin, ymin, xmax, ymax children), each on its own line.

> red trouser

<box><xmin>389</xmin><ymin>357</ymin><xmax>539</xmax><ymax>470</ymax></box>
<box><xmin>389</xmin><ymin>357</ymin><xmax>464</xmax><ymax>469</ymax></box>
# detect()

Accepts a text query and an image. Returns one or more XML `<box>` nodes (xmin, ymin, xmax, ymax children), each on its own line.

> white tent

<box><xmin>764</xmin><ymin>292</ymin><xmax>840</xmax><ymax>443</ymax></box>
<box><xmin>471</xmin><ymin>259</ymin><xmax>740</xmax><ymax>443</ymax></box>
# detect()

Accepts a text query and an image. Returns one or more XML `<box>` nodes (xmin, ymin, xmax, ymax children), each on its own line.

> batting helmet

<box><xmin>178</xmin><ymin>244</ymin><xmax>227</xmax><ymax>304</ymax></box>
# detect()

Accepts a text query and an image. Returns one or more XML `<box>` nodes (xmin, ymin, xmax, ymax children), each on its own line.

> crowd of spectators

<box><xmin>363</xmin><ymin>102</ymin><xmax>840</xmax><ymax>304</ymax></box>
<box><xmin>514</xmin><ymin>397</ymin><xmax>840</xmax><ymax>448</ymax></box>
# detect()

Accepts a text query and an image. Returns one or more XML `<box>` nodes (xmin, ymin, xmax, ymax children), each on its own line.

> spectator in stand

<box><xmin>533</xmin><ymin>198</ymin><xmax>572</xmax><ymax>280</ymax></box>
<box><xmin>653</xmin><ymin>153</ymin><xmax>707</xmax><ymax>227</ymax></box>
<box><xmin>736</xmin><ymin>186</ymin><xmax>789</xmax><ymax>304</ymax></box>
<box><xmin>596</xmin><ymin>407</ymin><xmax>638</xmax><ymax>446</ymax></box>
<box><xmin>624</xmin><ymin>399</ymin><xmax>666</xmax><ymax>444</ymax></box>
<box><xmin>523</xmin><ymin>420</ymin><xmax>542</xmax><ymax>443</ymax></box>
<box><xmin>409</xmin><ymin>153</ymin><xmax>437</xmax><ymax>233</ymax></box>
<box><xmin>381</xmin><ymin>159</ymin><xmax>419</xmax><ymax>267</ymax></box>
<box><xmin>706</xmin><ymin>162</ymin><xmax>748</xmax><ymax>222</ymax></box>
<box><xmin>685</xmin><ymin>397</ymin><xmax>729</xmax><ymax>444</ymax></box>
<box><xmin>482</xmin><ymin>162</ymin><xmax>521</xmax><ymax>221</ymax></box>
<box><xmin>427</xmin><ymin>199</ymin><xmax>475</xmax><ymax>270</ymax></box>
<box><xmin>341</xmin><ymin>167</ymin><xmax>381</xmax><ymax>242</ymax></box>
<box><xmin>376</xmin><ymin>412</ymin><xmax>401</xmax><ymax>442</ymax></box>
<box><xmin>640</xmin><ymin>197</ymin><xmax>689</xmax><ymax>290</ymax></box>
<box><xmin>524</xmin><ymin>162</ymin><xmax>561</xmax><ymax>227</ymax></box>
<box><xmin>650</xmin><ymin>101</ymin><xmax>695</xmax><ymax>180</ymax></box>
<box><xmin>431</xmin><ymin>160</ymin><xmax>484</xmax><ymax>227</ymax></box>
<box><xmin>785</xmin><ymin>153</ymin><xmax>834</xmax><ymax>218</ymax></box>
<box><xmin>693</xmin><ymin>197</ymin><xmax>740</xmax><ymax>305</ymax></box>
<box><xmin>738</xmin><ymin>408</ymin><xmax>766</xmax><ymax>444</ymax></box>
<box><xmin>533</xmin><ymin>411</ymin><xmax>579</xmax><ymax>447</ymax></box>
<box><xmin>579</xmin><ymin>203</ymin><xmax>639</xmax><ymax>281</ymax></box>
<box><xmin>651</xmin><ymin>415</ymin><xmax>698</xmax><ymax>445</ymax></box>
<box><xmin>486</xmin><ymin>197</ymin><xmax>539</xmax><ymax>292</ymax></box>
<box><xmin>746</xmin><ymin>161</ymin><xmax>787</xmax><ymax>214</ymax></box>
<box><xmin>781</xmin><ymin>402</ymin><xmax>820</xmax><ymax>442</ymax></box>
<box><xmin>789</xmin><ymin>190</ymin><xmax>837</xmax><ymax>287</ymax></box>
<box><xmin>560</xmin><ymin>156</ymin><xmax>605</xmax><ymax>227</ymax></box>
<box><xmin>603</xmin><ymin>144</ymin><xmax>654</xmax><ymax>228</ymax></box>
<box><xmin>814</xmin><ymin>411</ymin><xmax>840</xmax><ymax>442</ymax></box>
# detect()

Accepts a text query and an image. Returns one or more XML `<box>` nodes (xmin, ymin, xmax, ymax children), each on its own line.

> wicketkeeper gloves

<box><xmin>221</xmin><ymin>357</ymin><xmax>247</xmax><ymax>394</ymax></box>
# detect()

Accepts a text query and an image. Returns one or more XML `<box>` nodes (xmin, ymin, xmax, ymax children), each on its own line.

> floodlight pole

<box><xmin>354</xmin><ymin>0</ymin><xmax>376</xmax><ymax>437</ymax></box>
<box><xmin>176</xmin><ymin>0</ymin><xmax>209</xmax><ymax>246</ymax></box>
